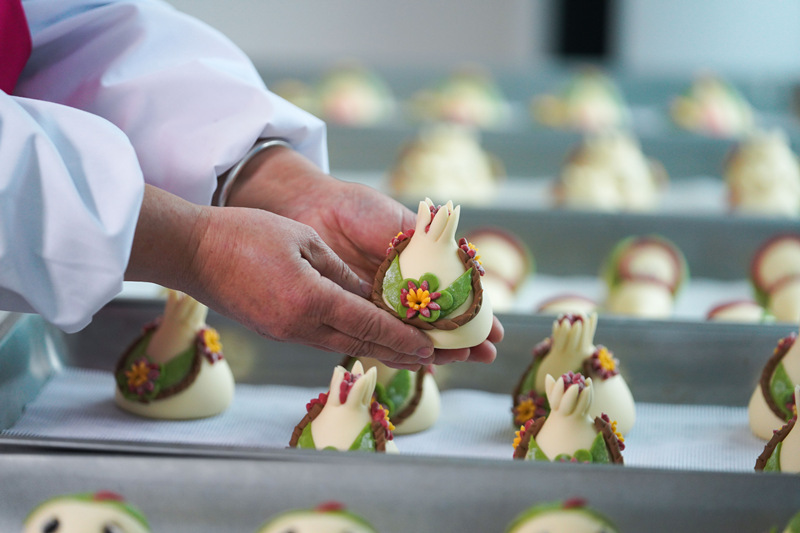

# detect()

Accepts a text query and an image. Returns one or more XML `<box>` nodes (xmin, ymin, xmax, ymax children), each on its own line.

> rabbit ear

<box><xmin>349</xmin><ymin>367</ymin><xmax>377</xmax><ymax>407</ymax></box>
<box><xmin>575</xmin><ymin>378</ymin><xmax>594</xmax><ymax>416</ymax></box>
<box><xmin>441</xmin><ymin>203</ymin><xmax>460</xmax><ymax>243</ymax></box>
<box><xmin>414</xmin><ymin>200</ymin><xmax>432</xmax><ymax>234</ymax></box>
<box><xmin>545</xmin><ymin>374</ymin><xmax>564</xmax><ymax>410</ymax></box>
<box><xmin>327</xmin><ymin>366</ymin><xmax>346</xmax><ymax>406</ymax></box>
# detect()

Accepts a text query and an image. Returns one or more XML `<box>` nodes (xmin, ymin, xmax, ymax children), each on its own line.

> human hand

<box><xmin>127</xmin><ymin>186</ymin><xmax>435</xmax><ymax>366</ymax></box>
<box><xmin>225</xmin><ymin>146</ymin><xmax>414</xmax><ymax>280</ymax></box>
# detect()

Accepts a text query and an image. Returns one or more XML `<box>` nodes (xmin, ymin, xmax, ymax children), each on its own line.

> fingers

<box><xmin>431</xmin><ymin>340</ymin><xmax>498</xmax><ymax>365</ymax></box>
<box><xmin>300</xmin><ymin>233</ymin><xmax>370</xmax><ymax>297</ymax></box>
<box><xmin>488</xmin><ymin>316</ymin><xmax>504</xmax><ymax>343</ymax></box>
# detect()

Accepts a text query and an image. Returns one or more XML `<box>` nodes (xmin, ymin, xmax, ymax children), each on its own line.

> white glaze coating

<box><xmin>312</xmin><ymin>361</ymin><xmax>375</xmax><ymax>450</ymax></box>
<box><xmin>708</xmin><ymin>301</ymin><xmax>767</xmax><ymax>323</ymax></box>
<box><xmin>538</xmin><ymin>296</ymin><xmax>599</xmax><ymax>315</ymax></box>
<box><xmin>623</xmin><ymin>244</ymin><xmax>677</xmax><ymax>287</ymax></box>
<box><xmin>391</xmin><ymin>198</ymin><xmax>493</xmax><ymax>349</ymax></box>
<box><xmin>390</xmin><ymin>126</ymin><xmax>498</xmax><ymax>205</ymax></box>
<box><xmin>510</xmin><ymin>511</ymin><xmax>611</xmax><ymax>533</ymax></box>
<box><xmin>534</xmin><ymin>313</ymin><xmax>635</xmax><ymax>435</ymax></box>
<box><xmin>535</xmin><ymin>314</ymin><xmax>597</xmax><ymax>392</ymax></box>
<box><xmin>559</xmin><ymin>132</ymin><xmax>660</xmax><ymax>212</ymax></box>
<box><xmin>671</xmin><ymin>76</ymin><xmax>754</xmax><ymax>136</ymax></box>
<box><xmin>535</xmin><ymin>375</ymin><xmax>598</xmax><ymax>459</ymax></box>
<box><xmin>769</xmin><ymin>278</ymin><xmax>800</xmax><ymax>323</ymax></box>
<box><xmin>357</xmin><ymin>357</ymin><xmax>441</xmax><ymax>435</ymax></box>
<box><xmin>726</xmin><ymin>129</ymin><xmax>800</xmax><ymax>217</ymax></box>
<box><xmin>467</xmin><ymin>233</ymin><xmax>528</xmax><ymax>289</ymax></box>
<box><xmin>146</xmin><ymin>290</ymin><xmax>208</xmax><ymax>365</ymax></box>
<box><xmin>778</xmin><ymin>386</ymin><xmax>800</xmax><ymax>472</ymax></box>
<box><xmin>605</xmin><ymin>280</ymin><xmax>674</xmax><ymax>318</ymax></box>
<box><xmin>758</xmin><ymin>239</ymin><xmax>800</xmax><ymax>291</ymax></box>
<box><xmin>749</xmin><ymin>324</ymin><xmax>800</xmax><ymax>439</ymax></box>
<box><xmin>24</xmin><ymin>499</ymin><xmax>149</xmax><ymax>533</ymax></box>
<box><xmin>480</xmin><ymin>274</ymin><xmax>515</xmax><ymax>313</ymax></box>
<box><xmin>591</xmin><ymin>374</ymin><xmax>636</xmax><ymax>436</ymax></box>
<box><xmin>257</xmin><ymin>512</ymin><xmax>375</xmax><ymax>533</ymax></box>
<box><xmin>115</xmin><ymin>357</ymin><xmax>234</xmax><ymax>420</ymax></box>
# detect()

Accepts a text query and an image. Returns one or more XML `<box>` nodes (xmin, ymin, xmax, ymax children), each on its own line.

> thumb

<box><xmin>301</xmin><ymin>234</ymin><xmax>371</xmax><ymax>298</ymax></box>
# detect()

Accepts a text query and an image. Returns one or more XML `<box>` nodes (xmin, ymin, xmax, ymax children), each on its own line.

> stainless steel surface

<box><xmin>0</xmin><ymin>451</ymin><xmax>798</xmax><ymax>533</ymax></box>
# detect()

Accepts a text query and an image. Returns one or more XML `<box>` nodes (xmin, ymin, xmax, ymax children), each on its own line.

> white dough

<box><xmin>115</xmin><ymin>357</ymin><xmax>234</xmax><ymax>420</ymax></box>
<box><xmin>24</xmin><ymin>499</ymin><xmax>149</xmax><ymax>533</ymax></box>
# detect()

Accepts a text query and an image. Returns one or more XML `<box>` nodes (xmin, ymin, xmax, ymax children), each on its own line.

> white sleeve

<box><xmin>0</xmin><ymin>93</ymin><xmax>144</xmax><ymax>333</ymax></box>
<box><xmin>18</xmin><ymin>0</ymin><xmax>328</xmax><ymax>206</ymax></box>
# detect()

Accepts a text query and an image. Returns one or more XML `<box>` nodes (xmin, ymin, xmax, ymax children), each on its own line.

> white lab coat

<box><xmin>0</xmin><ymin>0</ymin><xmax>328</xmax><ymax>332</ymax></box>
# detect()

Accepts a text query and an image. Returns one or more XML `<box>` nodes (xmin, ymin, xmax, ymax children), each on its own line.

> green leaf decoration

<box><xmin>435</xmin><ymin>290</ymin><xmax>453</xmax><ymax>311</ymax></box>
<box><xmin>526</xmin><ymin>438</ymin><xmax>551</xmax><ymax>462</ymax></box>
<box><xmin>159</xmin><ymin>345</ymin><xmax>196</xmax><ymax>389</ymax></box>
<box><xmin>770</xmin><ymin>363</ymin><xmax>796</xmax><ymax>420</ymax></box>
<box><xmin>419</xmin><ymin>272</ymin><xmax>439</xmax><ymax>292</ymax></box>
<box><xmin>764</xmin><ymin>441</ymin><xmax>782</xmax><ymax>472</ymax></box>
<box><xmin>573</xmin><ymin>449</ymin><xmax>593</xmax><ymax>463</ymax></box>
<box><xmin>381</xmin><ymin>258</ymin><xmax>472</xmax><ymax>321</ymax></box>
<box><xmin>438</xmin><ymin>268</ymin><xmax>473</xmax><ymax>316</ymax></box>
<box><xmin>590</xmin><ymin>432</ymin><xmax>611</xmax><ymax>464</ymax></box>
<box><xmin>373</xmin><ymin>382</ymin><xmax>395</xmax><ymax>414</ymax></box>
<box><xmin>349</xmin><ymin>422</ymin><xmax>376</xmax><ymax>451</ymax></box>
<box><xmin>297</xmin><ymin>423</ymin><xmax>316</xmax><ymax>449</ymax></box>
<box><xmin>382</xmin><ymin>256</ymin><xmax>404</xmax><ymax>311</ymax></box>
<box><xmin>519</xmin><ymin>359</ymin><xmax>543</xmax><ymax>396</ymax></box>
<box><xmin>505</xmin><ymin>501</ymin><xmax>617</xmax><ymax>533</ymax></box>
<box><xmin>385</xmin><ymin>369</ymin><xmax>413</xmax><ymax>414</ymax></box>
<box><xmin>785</xmin><ymin>510</ymin><xmax>800</xmax><ymax>533</ymax></box>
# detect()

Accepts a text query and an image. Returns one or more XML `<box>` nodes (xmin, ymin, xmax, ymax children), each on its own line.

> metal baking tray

<box><xmin>1</xmin><ymin>301</ymin><xmax>799</xmax><ymax>531</ymax></box>
<box><xmin>0</xmin><ymin>450</ymin><xmax>798</xmax><ymax>533</ymax></box>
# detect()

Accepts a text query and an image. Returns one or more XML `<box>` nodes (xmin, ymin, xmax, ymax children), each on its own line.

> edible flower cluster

<box><xmin>589</xmin><ymin>346</ymin><xmax>619</xmax><ymax>379</ymax></box>
<box><xmin>513</xmin><ymin>390</ymin><xmax>548</xmax><ymax>425</ymax></box>
<box><xmin>458</xmin><ymin>237</ymin><xmax>485</xmax><ymax>276</ymax></box>
<box><xmin>370</xmin><ymin>399</ymin><xmax>395</xmax><ymax>440</ymax></box>
<box><xmin>339</xmin><ymin>371</ymin><xmax>360</xmax><ymax>403</ymax></box>
<box><xmin>600</xmin><ymin>413</ymin><xmax>625</xmax><ymax>450</ymax></box>
<box><xmin>197</xmin><ymin>327</ymin><xmax>224</xmax><ymax>364</ymax></box>
<box><xmin>401</xmin><ymin>279</ymin><xmax>442</xmax><ymax>319</ymax></box>
<box><xmin>512</xmin><ymin>418</ymin><xmax>535</xmax><ymax>451</ymax></box>
<box><xmin>386</xmin><ymin>229</ymin><xmax>414</xmax><ymax>255</ymax></box>
<box><xmin>561</xmin><ymin>371</ymin><xmax>587</xmax><ymax>392</ymax></box>
<box><xmin>124</xmin><ymin>358</ymin><xmax>161</xmax><ymax>398</ymax></box>
<box><xmin>306</xmin><ymin>392</ymin><xmax>329</xmax><ymax>413</ymax></box>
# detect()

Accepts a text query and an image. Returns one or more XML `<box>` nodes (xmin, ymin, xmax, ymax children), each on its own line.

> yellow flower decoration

<box><xmin>512</xmin><ymin>424</ymin><xmax>526</xmax><ymax>450</ymax></box>
<box><xmin>406</xmin><ymin>287</ymin><xmax>432</xmax><ymax>311</ymax></box>
<box><xmin>514</xmin><ymin>398</ymin><xmax>536</xmax><ymax>425</ymax></box>
<box><xmin>203</xmin><ymin>328</ymin><xmax>223</xmax><ymax>354</ymax></box>
<box><xmin>611</xmin><ymin>419</ymin><xmax>624</xmax><ymax>445</ymax></box>
<box><xmin>125</xmin><ymin>360</ymin><xmax>151</xmax><ymax>388</ymax></box>
<box><xmin>597</xmin><ymin>347</ymin><xmax>616</xmax><ymax>372</ymax></box>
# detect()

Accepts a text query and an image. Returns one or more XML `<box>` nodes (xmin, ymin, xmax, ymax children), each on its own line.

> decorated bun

<box><xmin>24</xmin><ymin>491</ymin><xmax>150</xmax><ymax>533</ymax></box>
<box><xmin>341</xmin><ymin>355</ymin><xmax>440</xmax><ymax>435</ymax></box>
<box><xmin>749</xmin><ymin>323</ymin><xmax>800</xmax><ymax>440</ymax></box>
<box><xmin>256</xmin><ymin>502</ymin><xmax>378</xmax><ymax>533</ymax></box>
<box><xmin>114</xmin><ymin>290</ymin><xmax>234</xmax><ymax>420</ymax></box>
<box><xmin>506</xmin><ymin>499</ymin><xmax>619</xmax><ymax>533</ymax></box>
<box><xmin>372</xmin><ymin>198</ymin><xmax>494</xmax><ymax>349</ymax></box>
<box><xmin>601</xmin><ymin>235</ymin><xmax>688</xmax><ymax>319</ymax></box>
<box><xmin>554</xmin><ymin>131</ymin><xmax>666</xmax><ymax>212</ymax></box>
<box><xmin>512</xmin><ymin>313</ymin><xmax>635</xmax><ymax>436</ymax></box>
<box><xmin>290</xmin><ymin>361</ymin><xmax>398</xmax><ymax>453</ymax></box>
<box><xmin>512</xmin><ymin>372</ymin><xmax>625</xmax><ymax>465</ymax></box>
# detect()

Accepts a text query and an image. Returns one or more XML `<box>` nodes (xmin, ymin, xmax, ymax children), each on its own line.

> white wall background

<box><xmin>166</xmin><ymin>0</ymin><xmax>800</xmax><ymax>77</ymax></box>
<box><xmin>616</xmin><ymin>0</ymin><xmax>800</xmax><ymax>76</ymax></box>
<box><xmin>165</xmin><ymin>0</ymin><xmax>551</xmax><ymax>70</ymax></box>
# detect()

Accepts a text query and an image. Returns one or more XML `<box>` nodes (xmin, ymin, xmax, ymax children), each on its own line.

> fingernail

<box><xmin>416</xmin><ymin>346</ymin><xmax>434</xmax><ymax>358</ymax></box>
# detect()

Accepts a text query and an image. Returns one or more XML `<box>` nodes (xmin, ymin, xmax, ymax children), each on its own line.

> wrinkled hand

<box><xmin>128</xmin><ymin>185</ymin><xmax>435</xmax><ymax>366</ymax></box>
<box><xmin>225</xmin><ymin>147</ymin><xmax>503</xmax><ymax>365</ymax></box>
<box><xmin>226</xmin><ymin>146</ymin><xmax>414</xmax><ymax>281</ymax></box>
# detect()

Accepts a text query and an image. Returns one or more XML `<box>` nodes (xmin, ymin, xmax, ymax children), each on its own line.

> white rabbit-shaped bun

<box><xmin>379</xmin><ymin>198</ymin><xmax>493</xmax><ymax>349</ymax></box>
